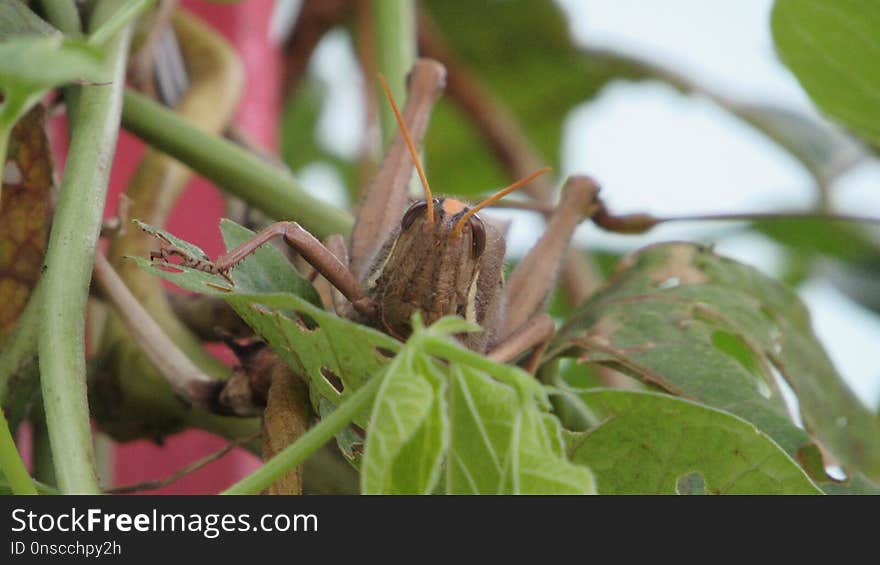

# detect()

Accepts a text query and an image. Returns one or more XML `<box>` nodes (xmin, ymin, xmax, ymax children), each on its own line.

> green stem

<box><xmin>121</xmin><ymin>90</ymin><xmax>353</xmax><ymax>240</ymax></box>
<box><xmin>38</xmin><ymin>0</ymin><xmax>133</xmax><ymax>494</ymax></box>
<box><xmin>372</xmin><ymin>0</ymin><xmax>416</xmax><ymax>147</ymax></box>
<box><xmin>0</xmin><ymin>409</ymin><xmax>37</xmax><ymax>495</ymax></box>
<box><xmin>222</xmin><ymin>374</ymin><xmax>382</xmax><ymax>495</ymax></box>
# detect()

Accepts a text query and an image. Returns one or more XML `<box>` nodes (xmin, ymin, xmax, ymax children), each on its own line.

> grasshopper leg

<box><xmin>488</xmin><ymin>313</ymin><xmax>555</xmax><ymax>374</ymax></box>
<box><xmin>151</xmin><ymin>221</ymin><xmax>374</xmax><ymax>317</ymax></box>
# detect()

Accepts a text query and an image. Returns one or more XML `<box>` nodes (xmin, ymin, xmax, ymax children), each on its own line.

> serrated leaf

<box><xmin>361</xmin><ymin>348</ymin><xmax>448</xmax><ymax>494</ymax></box>
<box><xmin>771</xmin><ymin>0</ymin><xmax>880</xmax><ymax>147</ymax></box>
<box><xmin>446</xmin><ymin>365</ymin><xmax>594</xmax><ymax>494</ymax></box>
<box><xmin>569</xmin><ymin>389</ymin><xmax>821</xmax><ymax>494</ymax></box>
<box><xmin>551</xmin><ymin>242</ymin><xmax>880</xmax><ymax>480</ymax></box>
<box><xmin>132</xmin><ymin>220</ymin><xmax>400</xmax><ymax>427</ymax></box>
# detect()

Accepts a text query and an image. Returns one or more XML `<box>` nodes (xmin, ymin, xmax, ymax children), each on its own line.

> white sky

<box><xmin>301</xmin><ymin>0</ymin><xmax>880</xmax><ymax>408</ymax></box>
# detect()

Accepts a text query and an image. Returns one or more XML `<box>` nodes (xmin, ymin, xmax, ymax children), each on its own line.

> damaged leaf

<box><xmin>132</xmin><ymin>220</ymin><xmax>400</xmax><ymax>426</ymax></box>
<box><xmin>550</xmin><ymin>242</ymin><xmax>880</xmax><ymax>480</ymax></box>
<box><xmin>568</xmin><ymin>389</ymin><xmax>821</xmax><ymax>494</ymax></box>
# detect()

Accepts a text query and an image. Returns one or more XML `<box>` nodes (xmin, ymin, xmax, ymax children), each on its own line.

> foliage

<box><xmin>1</xmin><ymin>0</ymin><xmax>880</xmax><ymax>495</ymax></box>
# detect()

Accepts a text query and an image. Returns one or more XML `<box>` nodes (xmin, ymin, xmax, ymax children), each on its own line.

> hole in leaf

<box><xmin>825</xmin><ymin>465</ymin><xmax>848</xmax><ymax>482</ymax></box>
<box><xmin>676</xmin><ymin>471</ymin><xmax>706</xmax><ymax>495</ymax></box>
<box><xmin>374</xmin><ymin>347</ymin><xmax>396</xmax><ymax>360</ymax></box>
<box><xmin>294</xmin><ymin>312</ymin><xmax>318</xmax><ymax>331</ymax></box>
<box><xmin>770</xmin><ymin>363</ymin><xmax>803</xmax><ymax>428</ymax></box>
<box><xmin>351</xmin><ymin>423</ymin><xmax>366</xmax><ymax>440</ymax></box>
<box><xmin>657</xmin><ymin>277</ymin><xmax>680</xmax><ymax>290</ymax></box>
<box><xmin>320</xmin><ymin>366</ymin><xmax>344</xmax><ymax>394</ymax></box>
<box><xmin>711</xmin><ymin>330</ymin><xmax>772</xmax><ymax>399</ymax></box>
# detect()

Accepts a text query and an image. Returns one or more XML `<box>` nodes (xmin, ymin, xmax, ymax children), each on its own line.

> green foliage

<box><xmin>569</xmin><ymin>389</ymin><xmax>821</xmax><ymax>494</ymax></box>
<box><xmin>136</xmin><ymin>222</ymin><xmax>593</xmax><ymax>494</ymax></box>
<box><xmin>551</xmin><ymin>242</ymin><xmax>880</xmax><ymax>481</ymax></box>
<box><xmin>771</xmin><ymin>0</ymin><xmax>880</xmax><ymax>148</ymax></box>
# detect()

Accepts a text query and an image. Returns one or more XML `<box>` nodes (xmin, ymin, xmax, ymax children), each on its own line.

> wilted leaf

<box><xmin>569</xmin><ymin>389</ymin><xmax>821</xmax><ymax>494</ymax></box>
<box><xmin>771</xmin><ymin>0</ymin><xmax>880</xmax><ymax>147</ymax></box>
<box><xmin>361</xmin><ymin>348</ymin><xmax>448</xmax><ymax>494</ymax></box>
<box><xmin>0</xmin><ymin>104</ymin><xmax>52</xmax><ymax>342</ymax></box>
<box><xmin>550</xmin><ymin>242</ymin><xmax>880</xmax><ymax>479</ymax></box>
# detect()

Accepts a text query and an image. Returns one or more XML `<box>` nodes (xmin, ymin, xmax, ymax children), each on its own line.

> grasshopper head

<box><xmin>363</xmin><ymin>195</ymin><xmax>504</xmax><ymax>350</ymax></box>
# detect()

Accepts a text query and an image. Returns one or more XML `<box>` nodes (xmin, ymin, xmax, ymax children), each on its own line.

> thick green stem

<box><xmin>38</xmin><ymin>1</ymin><xmax>132</xmax><ymax>494</ymax></box>
<box><xmin>372</xmin><ymin>0</ymin><xmax>416</xmax><ymax>147</ymax></box>
<box><xmin>222</xmin><ymin>375</ymin><xmax>382</xmax><ymax>495</ymax></box>
<box><xmin>121</xmin><ymin>91</ymin><xmax>353</xmax><ymax>239</ymax></box>
<box><xmin>0</xmin><ymin>409</ymin><xmax>37</xmax><ymax>495</ymax></box>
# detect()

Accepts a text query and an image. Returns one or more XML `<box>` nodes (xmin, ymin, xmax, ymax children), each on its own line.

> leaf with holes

<box><xmin>568</xmin><ymin>389</ymin><xmax>820</xmax><ymax>494</ymax></box>
<box><xmin>549</xmin><ymin>242</ymin><xmax>880</xmax><ymax>481</ymax></box>
<box><xmin>771</xmin><ymin>0</ymin><xmax>880</xmax><ymax>148</ymax></box>
<box><xmin>361</xmin><ymin>347</ymin><xmax>448</xmax><ymax>494</ymax></box>
<box><xmin>131</xmin><ymin>220</ymin><xmax>401</xmax><ymax>428</ymax></box>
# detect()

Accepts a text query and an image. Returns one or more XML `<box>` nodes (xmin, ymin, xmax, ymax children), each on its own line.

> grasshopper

<box><xmin>150</xmin><ymin>58</ymin><xmax>602</xmax><ymax>373</ymax></box>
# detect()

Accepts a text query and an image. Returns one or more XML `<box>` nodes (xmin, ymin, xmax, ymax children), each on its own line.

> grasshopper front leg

<box><xmin>157</xmin><ymin>221</ymin><xmax>375</xmax><ymax>317</ymax></box>
<box><xmin>487</xmin><ymin>176</ymin><xmax>601</xmax><ymax>368</ymax></box>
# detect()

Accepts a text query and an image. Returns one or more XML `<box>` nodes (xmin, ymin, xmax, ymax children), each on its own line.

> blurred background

<box><xmin>70</xmin><ymin>0</ymin><xmax>879</xmax><ymax>492</ymax></box>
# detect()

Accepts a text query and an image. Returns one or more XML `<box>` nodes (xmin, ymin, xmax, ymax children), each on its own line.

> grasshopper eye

<box><xmin>401</xmin><ymin>201</ymin><xmax>429</xmax><ymax>230</ymax></box>
<box><xmin>469</xmin><ymin>215</ymin><xmax>486</xmax><ymax>258</ymax></box>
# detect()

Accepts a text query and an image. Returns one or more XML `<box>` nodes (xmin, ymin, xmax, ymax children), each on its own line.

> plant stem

<box><xmin>222</xmin><ymin>374</ymin><xmax>382</xmax><ymax>495</ymax></box>
<box><xmin>121</xmin><ymin>90</ymin><xmax>353</xmax><ymax>240</ymax></box>
<box><xmin>0</xmin><ymin>409</ymin><xmax>37</xmax><ymax>495</ymax></box>
<box><xmin>38</xmin><ymin>0</ymin><xmax>132</xmax><ymax>494</ymax></box>
<box><xmin>372</xmin><ymin>0</ymin><xmax>416</xmax><ymax>146</ymax></box>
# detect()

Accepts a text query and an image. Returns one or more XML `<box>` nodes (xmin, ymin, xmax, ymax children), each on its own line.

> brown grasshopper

<box><xmin>150</xmin><ymin>58</ymin><xmax>601</xmax><ymax>372</ymax></box>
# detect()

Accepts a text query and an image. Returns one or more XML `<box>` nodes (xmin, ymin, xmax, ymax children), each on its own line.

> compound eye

<box><xmin>401</xmin><ymin>201</ymin><xmax>429</xmax><ymax>231</ymax></box>
<box><xmin>469</xmin><ymin>215</ymin><xmax>486</xmax><ymax>258</ymax></box>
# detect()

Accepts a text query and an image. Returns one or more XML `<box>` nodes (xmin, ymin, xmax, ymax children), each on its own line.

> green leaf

<box><xmin>568</xmin><ymin>390</ymin><xmax>821</xmax><ymax>494</ymax></box>
<box><xmin>551</xmin><ymin>242</ymin><xmax>880</xmax><ymax>480</ymax></box>
<box><xmin>446</xmin><ymin>365</ymin><xmax>594</xmax><ymax>494</ymax></box>
<box><xmin>0</xmin><ymin>0</ymin><xmax>58</xmax><ymax>39</ymax></box>
<box><xmin>0</xmin><ymin>36</ymin><xmax>109</xmax><ymax>89</ymax></box>
<box><xmin>131</xmin><ymin>220</ymin><xmax>399</xmax><ymax>428</ymax></box>
<box><xmin>771</xmin><ymin>0</ymin><xmax>880</xmax><ymax>147</ymax></box>
<box><xmin>361</xmin><ymin>348</ymin><xmax>448</xmax><ymax>494</ymax></box>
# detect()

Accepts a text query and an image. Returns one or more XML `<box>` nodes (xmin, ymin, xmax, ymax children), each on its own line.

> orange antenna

<box><xmin>453</xmin><ymin>167</ymin><xmax>552</xmax><ymax>236</ymax></box>
<box><xmin>378</xmin><ymin>73</ymin><xmax>435</xmax><ymax>224</ymax></box>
